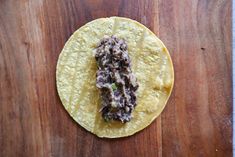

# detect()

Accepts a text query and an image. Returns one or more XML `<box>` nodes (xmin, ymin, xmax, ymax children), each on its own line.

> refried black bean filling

<box><xmin>95</xmin><ymin>36</ymin><xmax>139</xmax><ymax>123</ymax></box>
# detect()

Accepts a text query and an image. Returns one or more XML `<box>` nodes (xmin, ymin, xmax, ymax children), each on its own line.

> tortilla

<box><xmin>56</xmin><ymin>17</ymin><xmax>174</xmax><ymax>138</ymax></box>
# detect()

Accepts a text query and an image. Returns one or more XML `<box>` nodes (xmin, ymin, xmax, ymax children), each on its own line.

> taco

<box><xmin>56</xmin><ymin>17</ymin><xmax>174</xmax><ymax>138</ymax></box>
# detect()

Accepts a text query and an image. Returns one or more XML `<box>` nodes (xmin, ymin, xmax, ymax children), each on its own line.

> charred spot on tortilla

<box><xmin>95</xmin><ymin>36</ymin><xmax>139</xmax><ymax>123</ymax></box>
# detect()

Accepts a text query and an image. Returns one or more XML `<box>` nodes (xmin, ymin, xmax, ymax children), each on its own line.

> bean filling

<box><xmin>95</xmin><ymin>36</ymin><xmax>139</xmax><ymax>123</ymax></box>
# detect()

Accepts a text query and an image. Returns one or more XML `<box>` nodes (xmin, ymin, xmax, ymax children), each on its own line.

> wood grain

<box><xmin>0</xmin><ymin>0</ymin><xmax>232</xmax><ymax>157</ymax></box>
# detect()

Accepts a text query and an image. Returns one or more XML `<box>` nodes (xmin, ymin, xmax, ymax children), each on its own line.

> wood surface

<box><xmin>0</xmin><ymin>0</ymin><xmax>232</xmax><ymax>156</ymax></box>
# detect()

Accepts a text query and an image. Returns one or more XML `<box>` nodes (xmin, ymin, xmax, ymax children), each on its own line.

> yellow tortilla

<box><xmin>56</xmin><ymin>17</ymin><xmax>174</xmax><ymax>138</ymax></box>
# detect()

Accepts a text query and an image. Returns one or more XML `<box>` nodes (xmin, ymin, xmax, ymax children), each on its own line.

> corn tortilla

<box><xmin>56</xmin><ymin>17</ymin><xmax>174</xmax><ymax>138</ymax></box>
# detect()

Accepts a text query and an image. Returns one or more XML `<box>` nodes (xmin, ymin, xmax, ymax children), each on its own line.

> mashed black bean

<box><xmin>95</xmin><ymin>36</ymin><xmax>139</xmax><ymax>123</ymax></box>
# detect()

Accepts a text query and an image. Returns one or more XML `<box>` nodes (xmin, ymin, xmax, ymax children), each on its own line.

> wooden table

<box><xmin>0</xmin><ymin>0</ymin><xmax>232</xmax><ymax>156</ymax></box>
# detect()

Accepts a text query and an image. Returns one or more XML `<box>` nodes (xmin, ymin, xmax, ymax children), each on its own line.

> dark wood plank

<box><xmin>0</xmin><ymin>0</ymin><xmax>232</xmax><ymax>157</ymax></box>
<box><xmin>159</xmin><ymin>0</ymin><xmax>232</xmax><ymax>156</ymax></box>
